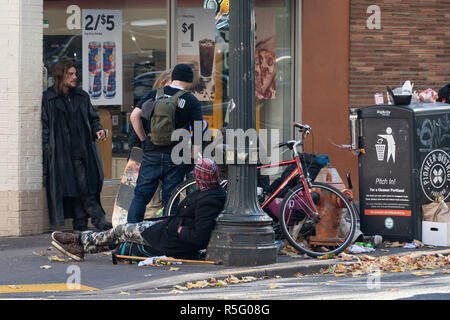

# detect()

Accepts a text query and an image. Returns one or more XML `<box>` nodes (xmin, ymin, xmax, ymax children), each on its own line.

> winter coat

<box><xmin>141</xmin><ymin>186</ymin><xmax>227</xmax><ymax>259</ymax></box>
<box><xmin>42</xmin><ymin>86</ymin><xmax>105</xmax><ymax>226</ymax></box>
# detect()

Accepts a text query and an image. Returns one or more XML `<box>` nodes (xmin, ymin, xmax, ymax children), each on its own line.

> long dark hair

<box><xmin>52</xmin><ymin>59</ymin><xmax>77</xmax><ymax>95</ymax></box>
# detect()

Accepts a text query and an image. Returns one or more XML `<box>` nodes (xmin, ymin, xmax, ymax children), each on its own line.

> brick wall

<box><xmin>350</xmin><ymin>0</ymin><xmax>450</xmax><ymax>108</ymax></box>
<box><xmin>0</xmin><ymin>0</ymin><xmax>44</xmax><ymax>236</ymax></box>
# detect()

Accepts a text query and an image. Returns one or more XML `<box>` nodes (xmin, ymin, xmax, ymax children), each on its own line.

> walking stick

<box><xmin>111</xmin><ymin>253</ymin><xmax>222</xmax><ymax>265</ymax></box>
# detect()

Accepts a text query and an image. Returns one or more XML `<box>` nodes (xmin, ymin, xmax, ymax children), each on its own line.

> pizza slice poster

<box><xmin>255</xmin><ymin>8</ymin><xmax>277</xmax><ymax>100</ymax></box>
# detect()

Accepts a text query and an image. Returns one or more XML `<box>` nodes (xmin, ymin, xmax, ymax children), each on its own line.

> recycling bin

<box><xmin>351</xmin><ymin>102</ymin><xmax>450</xmax><ymax>241</ymax></box>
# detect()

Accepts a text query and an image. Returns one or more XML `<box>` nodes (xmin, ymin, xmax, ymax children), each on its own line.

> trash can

<box><xmin>352</xmin><ymin>102</ymin><xmax>450</xmax><ymax>241</ymax></box>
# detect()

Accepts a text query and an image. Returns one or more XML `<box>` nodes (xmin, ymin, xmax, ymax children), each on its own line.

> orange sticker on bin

<box><xmin>364</xmin><ymin>209</ymin><xmax>411</xmax><ymax>217</ymax></box>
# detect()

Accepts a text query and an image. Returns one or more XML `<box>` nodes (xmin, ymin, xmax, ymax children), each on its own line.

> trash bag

<box><xmin>438</xmin><ymin>83</ymin><xmax>450</xmax><ymax>104</ymax></box>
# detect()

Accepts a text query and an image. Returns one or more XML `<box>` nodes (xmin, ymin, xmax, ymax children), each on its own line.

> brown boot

<box><xmin>51</xmin><ymin>240</ymin><xmax>85</xmax><ymax>261</ymax></box>
<box><xmin>51</xmin><ymin>231</ymin><xmax>80</xmax><ymax>245</ymax></box>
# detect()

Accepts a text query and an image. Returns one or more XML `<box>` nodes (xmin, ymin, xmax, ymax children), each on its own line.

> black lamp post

<box><xmin>206</xmin><ymin>0</ymin><xmax>277</xmax><ymax>266</ymax></box>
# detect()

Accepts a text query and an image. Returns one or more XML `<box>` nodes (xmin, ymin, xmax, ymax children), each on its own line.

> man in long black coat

<box><xmin>49</xmin><ymin>158</ymin><xmax>226</xmax><ymax>261</ymax></box>
<box><xmin>42</xmin><ymin>59</ymin><xmax>112</xmax><ymax>231</ymax></box>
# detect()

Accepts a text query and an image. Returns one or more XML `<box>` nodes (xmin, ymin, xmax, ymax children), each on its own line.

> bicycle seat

<box><xmin>276</xmin><ymin>141</ymin><xmax>295</xmax><ymax>150</ymax></box>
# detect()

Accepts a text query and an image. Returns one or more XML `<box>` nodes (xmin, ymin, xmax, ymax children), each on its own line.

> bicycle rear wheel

<box><xmin>279</xmin><ymin>182</ymin><xmax>357</xmax><ymax>258</ymax></box>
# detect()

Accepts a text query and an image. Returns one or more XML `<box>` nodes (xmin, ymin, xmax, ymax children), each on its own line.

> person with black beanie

<box><xmin>127</xmin><ymin>64</ymin><xmax>202</xmax><ymax>223</ymax></box>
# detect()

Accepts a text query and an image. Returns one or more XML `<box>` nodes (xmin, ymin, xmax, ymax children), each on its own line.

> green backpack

<box><xmin>148</xmin><ymin>87</ymin><xmax>186</xmax><ymax>146</ymax></box>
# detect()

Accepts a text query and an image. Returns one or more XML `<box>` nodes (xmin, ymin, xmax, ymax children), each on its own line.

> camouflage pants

<box><xmin>79</xmin><ymin>221</ymin><xmax>160</xmax><ymax>254</ymax></box>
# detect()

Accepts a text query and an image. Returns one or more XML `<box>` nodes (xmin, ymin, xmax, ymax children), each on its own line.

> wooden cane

<box><xmin>111</xmin><ymin>253</ymin><xmax>221</xmax><ymax>265</ymax></box>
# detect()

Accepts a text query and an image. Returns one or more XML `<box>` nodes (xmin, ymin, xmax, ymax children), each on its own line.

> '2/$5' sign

<box><xmin>62</xmin><ymin>5</ymin><xmax>123</xmax><ymax>106</ymax></box>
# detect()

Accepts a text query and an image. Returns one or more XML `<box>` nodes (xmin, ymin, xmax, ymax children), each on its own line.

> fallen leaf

<box><xmin>334</xmin><ymin>273</ymin><xmax>347</xmax><ymax>277</ymax></box>
<box><xmin>119</xmin><ymin>291</ymin><xmax>130</xmax><ymax>295</ymax></box>
<box><xmin>413</xmin><ymin>239</ymin><xmax>424</xmax><ymax>247</ymax></box>
<box><xmin>193</xmin><ymin>280</ymin><xmax>209</xmax><ymax>288</ymax></box>
<box><xmin>338</xmin><ymin>252</ymin><xmax>356</xmax><ymax>261</ymax></box>
<box><xmin>384</xmin><ymin>241</ymin><xmax>404</xmax><ymax>248</ymax></box>
<box><xmin>169</xmin><ymin>267</ymin><xmax>180</xmax><ymax>271</ymax></box>
<box><xmin>269</xmin><ymin>283</ymin><xmax>283</xmax><ymax>289</ymax></box>
<box><xmin>216</xmin><ymin>280</ymin><xmax>228</xmax><ymax>287</ymax></box>
<box><xmin>185</xmin><ymin>282</ymin><xmax>195</xmax><ymax>289</ymax></box>
<box><xmin>48</xmin><ymin>255</ymin><xmax>68</xmax><ymax>263</ymax></box>
<box><xmin>32</xmin><ymin>251</ymin><xmax>47</xmax><ymax>256</ymax></box>
<box><xmin>169</xmin><ymin>289</ymin><xmax>184</xmax><ymax>294</ymax></box>
<box><xmin>173</xmin><ymin>285</ymin><xmax>188</xmax><ymax>291</ymax></box>
<box><xmin>225</xmin><ymin>276</ymin><xmax>241</xmax><ymax>284</ymax></box>
<box><xmin>351</xmin><ymin>270</ymin><xmax>364</xmax><ymax>277</ymax></box>
<box><xmin>241</xmin><ymin>276</ymin><xmax>257</xmax><ymax>282</ymax></box>
<box><xmin>8</xmin><ymin>285</ymin><xmax>20</xmax><ymax>289</ymax></box>
<box><xmin>40</xmin><ymin>265</ymin><xmax>52</xmax><ymax>269</ymax></box>
<box><xmin>293</xmin><ymin>272</ymin><xmax>302</xmax><ymax>278</ymax></box>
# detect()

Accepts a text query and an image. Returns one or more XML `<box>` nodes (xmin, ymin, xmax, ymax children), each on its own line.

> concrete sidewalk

<box><xmin>1</xmin><ymin>232</ymin><xmax>450</xmax><ymax>298</ymax></box>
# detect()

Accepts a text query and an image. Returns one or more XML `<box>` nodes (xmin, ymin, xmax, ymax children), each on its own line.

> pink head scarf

<box><xmin>193</xmin><ymin>158</ymin><xmax>220</xmax><ymax>191</ymax></box>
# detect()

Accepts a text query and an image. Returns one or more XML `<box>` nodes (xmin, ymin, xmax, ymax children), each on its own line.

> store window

<box><xmin>176</xmin><ymin>0</ymin><xmax>295</xmax><ymax>153</ymax></box>
<box><xmin>43</xmin><ymin>0</ymin><xmax>169</xmax><ymax>179</ymax></box>
<box><xmin>42</xmin><ymin>0</ymin><xmax>295</xmax><ymax>180</ymax></box>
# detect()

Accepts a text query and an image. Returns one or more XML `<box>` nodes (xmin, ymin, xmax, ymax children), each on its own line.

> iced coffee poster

<box><xmin>82</xmin><ymin>9</ymin><xmax>123</xmax><ymax>106</ymax></box>
<box><xmin>255</xmin><ymin>8</ymin><xmax>276</xmax><ymax>100</ymax></box>
<box><xmin>177</xmin><ymin>8</ymin><xmax>216</xmax><ymax>102</ymax></box>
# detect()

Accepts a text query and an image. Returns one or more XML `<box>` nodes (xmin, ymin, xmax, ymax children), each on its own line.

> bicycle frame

<box><xmin>219</xmin><ymin>147</ymin><xmax>320</xmax><ymax>221</ymax></box>
<box><xmin>257</xmin><ymin>156</ymin><xmax>320</xmax><ymax>222</ymax></box>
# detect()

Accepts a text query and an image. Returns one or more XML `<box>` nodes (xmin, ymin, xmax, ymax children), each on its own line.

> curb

<box><xmin>35</xmin><ymin>247</ymin><xmax>450</xmax><ymax>297</ymax></box>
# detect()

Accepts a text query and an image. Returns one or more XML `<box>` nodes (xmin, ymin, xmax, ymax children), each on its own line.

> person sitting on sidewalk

<box><xmin>51</xmin><ymin>158</ymin><xmax>226</xmax><ymax>261</ymax></box>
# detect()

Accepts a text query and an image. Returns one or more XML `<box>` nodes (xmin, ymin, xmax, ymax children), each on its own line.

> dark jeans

<box><xmin>69</xmin><ymin>159</ymin><xmax>110</xmax><ymax>231</ymax></box>
<box><xmin>127</xmin><ymin>153</ymin><xmax>186</xmax><ymax>223</ymax></box>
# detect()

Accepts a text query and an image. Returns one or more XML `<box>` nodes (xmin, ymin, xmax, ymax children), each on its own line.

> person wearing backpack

<box><xmin>127</xmin><ymin>64</ymin><xmax>202</xmax><ymax>223</ymax></box>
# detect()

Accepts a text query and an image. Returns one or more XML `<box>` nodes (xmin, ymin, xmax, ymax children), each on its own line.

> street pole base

<box><xmin>206</xmin><ymin>219</ymin><xmax>277</xmax><ymax>266</ymax></box>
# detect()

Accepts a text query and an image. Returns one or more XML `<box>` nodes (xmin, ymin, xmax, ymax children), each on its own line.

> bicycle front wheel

<box><xmin>279</xmin><ymin>182</ymin><xmax>357</xmax><ymax>258</ymax></box>
<box><xmin>166</xmin><ymin>179</ymin><xmax>229</xmax><ymax>216</ymax></box>
<box><xmin>166</xmin><ymin>179</ymin><xmax>198</xmax><ymax>216</ymax></box>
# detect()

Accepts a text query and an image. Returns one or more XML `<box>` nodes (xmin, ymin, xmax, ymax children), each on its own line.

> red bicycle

<box><xmin>167</xmin><ymin>122</ymin><xmax>357</xmax><ymax>258</ymax></box>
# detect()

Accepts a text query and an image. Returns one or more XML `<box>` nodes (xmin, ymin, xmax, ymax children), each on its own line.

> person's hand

<box><xmin>96</xmin><ymin>129</ymin><xmax>107</xmax><ymax>141</ymax></box>
<box><xmin>177</xmin><ymin>225</ymin><xmax>183</xmax><ymax>235</ymax></box>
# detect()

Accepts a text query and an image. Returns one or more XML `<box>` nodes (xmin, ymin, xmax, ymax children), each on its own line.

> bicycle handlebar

<box><xmin>276</xmin><ymin>123</ymin><xmax>311</xmax><ymax>153</ymax></box>
<box><xmin>292</xmin><ymin>122</ymin><xmax>311</xmax><ymax>133</ymax></box>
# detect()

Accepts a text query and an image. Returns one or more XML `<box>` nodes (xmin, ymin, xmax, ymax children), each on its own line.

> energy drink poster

<box><xmin>82</xmin><ymin>9</ymin><xmax>123</xmax><ymax>106</ymax></box>
<box><xmin>177</xmin><ymin>8</ymin><xmax>216</xmax><ymax>102</ymax></box>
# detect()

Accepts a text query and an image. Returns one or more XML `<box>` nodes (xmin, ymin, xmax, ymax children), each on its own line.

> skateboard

<box><xmin>112</xmin><ymin>147</ymin><xmax>165</xmax><ymax>226</ymax></box>
<box><xmin>111</xmin><ymin>147</ymin><xmax>143</xmax><ymax>227</ymax></box>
